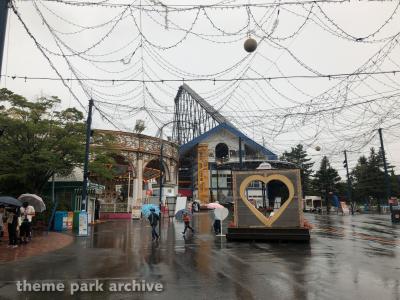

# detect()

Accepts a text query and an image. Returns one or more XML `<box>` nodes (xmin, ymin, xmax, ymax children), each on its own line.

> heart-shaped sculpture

<box><xmin>239</xmin><ymin>174</ymin><xmax>295</xmax><ymax>227</ymax></box>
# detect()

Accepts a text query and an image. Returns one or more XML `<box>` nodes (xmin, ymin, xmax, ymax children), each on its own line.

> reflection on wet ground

<box><xmin>0</xmin><ymin>212</ymin><xmax>399</xmax><ymax>300</ymax></box>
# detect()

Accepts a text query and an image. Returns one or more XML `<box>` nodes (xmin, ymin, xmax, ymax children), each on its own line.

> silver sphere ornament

<box><xmin>315</xmin><ymin>146</ymin><xmax>321</xmax><ymax>151</ymax></box>
<box><xmin>244</xmin><ymin>37</ymin><xmax>258</xmax><ymax>53</ymax></box>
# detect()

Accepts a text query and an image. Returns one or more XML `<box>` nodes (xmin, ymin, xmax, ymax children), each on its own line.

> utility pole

<box><xmin>378</xmin><ymin>128</ymin><xmax>391</xmax><ymax>214</ymax></box>
<box><xmin>343</xmin><ymin>150</ymin><xmax>353</xmax><ymax>215</ymax></box>
<box><xmin>51</xmin><ymin>173</ymin><xmax>55</xmax><ymax>203</ymax></box>
<box><xmin>239</xmin><ymin>137</ymin><xmax>243</xmax><ymax>170</ymax></box>
<box><xmin>216</xmin><ymin>163</ymin><xmax>219</xmax><ymax>202</ymax></box>
<box><xmin>0</xmin><ymin>0</ymin><xmax>9</xmax><ymax>80</ymax></box>
<box><xmin>158</xmin><ymin>136</ymin><xmax>164</xmax><ymax>238</ymax></box>
<box><xmin>81</xmin><ymin>99</ymin><xmax>94</xmax><ymax>211</ymax></box>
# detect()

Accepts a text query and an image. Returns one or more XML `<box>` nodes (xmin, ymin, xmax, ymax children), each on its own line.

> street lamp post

<box><xmin>215</xmin><ymin>157</ymin><xmax>226</xmax><ymax>202</ymax></box>
<box><xmin>0</xmin><ymin>0</ymin><xmax>9</xmax><ymax>81</ymax></box>
<box><xmin>82</xmin><ymin>99</ymin><xmax>94</xmax><ymax>212</ymax></box>
<box><xmin>158</xmin><ymin>141</ymin><xmax>164</xmax><ymax>237</ymax></box>
<box><xmin>158</xmin><ymin>120</ymin><xmax>193</xmax><ymax>238</ymax></box>
<box><xmin>216</xmin><ymin>161</ymin><xmax>220</xmax><ymax>202</ymax></box>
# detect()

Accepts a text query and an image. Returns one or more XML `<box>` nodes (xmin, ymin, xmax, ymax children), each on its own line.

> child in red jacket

<box><xmin>182</xmin><ymin>213</ymin><xmax>194</xmax><ymax>235</ymax></box>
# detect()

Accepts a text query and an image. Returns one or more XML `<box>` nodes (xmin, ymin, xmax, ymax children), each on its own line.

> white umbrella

<box><xmin>207</xmin><ymin>202</ymin><xmax>224</xmax><ymax>209</ymax></box>
<box><xmin>18</xmin><ymin>194</ymin><xmax>46</xmax><ymax>212</ymax></box>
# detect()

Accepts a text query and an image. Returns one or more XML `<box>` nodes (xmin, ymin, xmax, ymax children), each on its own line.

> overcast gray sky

<box><xmin>3</xmin><ymin>0</ymin><xmax>400</xmax><ymax>176</ymax></box>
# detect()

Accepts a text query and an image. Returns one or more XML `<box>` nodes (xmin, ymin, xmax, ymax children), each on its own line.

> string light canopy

<box><xmin>7</xmin><ymin>0</ymin><xmax>400</xmax><ymax>170</ymax></box>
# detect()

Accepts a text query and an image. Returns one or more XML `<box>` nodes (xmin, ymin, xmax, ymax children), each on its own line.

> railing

<box><xmin>145</xmin><ymin>196</ymin><xmax>160</xmax><ymax>205</ymax></box>
<box><xmin>100</xmin><ymin>203</ymin><xmax>128</xmax><ymax>213</ymax></box>
<box><xmin>211</xmin><ymin>155</ymin><xmax>268</xmax><ymax>163</ymax></box>
<box><xmin>243</xmin><ymin>155</ymin><xmax>268</xmax><ymax>161</ymax></box>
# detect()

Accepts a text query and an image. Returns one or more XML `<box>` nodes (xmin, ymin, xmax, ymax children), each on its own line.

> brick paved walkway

<box><xmin>0</xmin><ymin>230</ymin><xmax>74</xmax><ymax>262</ymax></box>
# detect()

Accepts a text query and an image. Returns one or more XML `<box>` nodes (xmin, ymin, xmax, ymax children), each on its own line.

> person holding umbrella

<box><xmin>0</xmin><ymin>197</ymin><xmax>22</xmax><ymax>247</ymax></box>
<box><xmin>6</xmin><ymin>207</ymin><xmax>19</xmax><ymax>248</ymax></box>
<box><xmin>20</xmin><ymin>202</ymin><xmax>35</xmax><ymax>243</ymax></box>
<box><xmin>0</xmin><ymin>204</ymin><xmax>4</xmax><ymax>242</ymax></box>
<box><xmin>17</xmin><ymin>194</ymin><xmax>46</xmax><ymax>242</ymax></box>
<box><xmin>182</xmin><ymin>212</ymin><xmax>194</xmax><ymax>235</ymax></box>
<box><xmin>148</xmin><ymin>208</ymin><xmax>159</xmax><ymax>242</ymax></box>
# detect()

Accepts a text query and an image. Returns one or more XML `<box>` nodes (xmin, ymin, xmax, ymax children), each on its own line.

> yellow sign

<box><xmin>197</xmin><ymin>143</ymin><xmax>209</xmax><ymax>203</ymax></box>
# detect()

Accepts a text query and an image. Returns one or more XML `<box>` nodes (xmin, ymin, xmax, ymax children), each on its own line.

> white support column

<box><xmin>136</xmin><ymin>158</ymin><xmax>143</xmax><ymax>205</ymax></box>
<box><xmin>132</xmin><ymin>178</ymin><xmax>139</xmax><ymax>205</ymax></box>
<box><xmin>127</xmin><ymin>171</ymin><xmax>131</xmax><ymax>212</ymax></box>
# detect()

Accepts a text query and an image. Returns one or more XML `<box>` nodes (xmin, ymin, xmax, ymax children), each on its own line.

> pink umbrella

<box><xmin>207</xmin><ymin>202</ymin><xmax>224</xmax><ymax>209</ymax></box>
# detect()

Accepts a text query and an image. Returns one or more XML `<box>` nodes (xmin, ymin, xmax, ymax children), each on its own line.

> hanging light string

<box><xmin>10</xmin><ymin>0</ymin><xmax>400</xmax><ymax>158</ymax></box>
<box><xmin>14</xmin><ymin>0</ymin><xmax>384</xmax><ymax>11</ymax></box>
<box><xmin>9</xmin><ymin>1</ymin><xmax>88</xmax><ymax>111</ymax></box>
<box><xmin>5</xmin><ymin>68</ymin><xmax>400</xmax><ymax>83</ymax></box>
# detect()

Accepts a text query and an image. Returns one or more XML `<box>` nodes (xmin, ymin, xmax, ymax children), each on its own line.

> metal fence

<box><xmin>100</xmin><ymin>203</ymin><xmax>128</xmax><ymax>213</ymax></box>
<box><xmin>145</xmin><ymin>196</ymin><xmax>160</xmax><ymax>205</ymax></box>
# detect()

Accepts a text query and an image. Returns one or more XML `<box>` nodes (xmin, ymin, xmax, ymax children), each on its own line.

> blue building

<box><xmin>174</xmin><ymin>85</ymin><xmax>279</xmax><ymax>204</ymax></box>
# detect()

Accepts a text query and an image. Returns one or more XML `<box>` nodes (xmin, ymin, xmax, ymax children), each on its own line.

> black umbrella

<box><xmin>0</xmin><ymin>196</ymin><xmax>22</xmax><ymax>207</ymax></box>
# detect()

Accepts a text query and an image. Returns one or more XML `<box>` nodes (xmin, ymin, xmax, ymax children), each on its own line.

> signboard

<box><xmin>174</xmin><ymin>197</ymin><xmax>187</xmax><ymax>215</ymax></box>
<box><xmin>197</xmin><ymin>143</ymin><xmax>209</xmax><ymax>203</ymax></box>
<box><xmin>78</xmin><ymin>211</ymin><xmax>88</xmax><ymax>236</ymax></box>
<box><xmin>131</xmin><ymin>206</ymin><xmax>141</xmax><ymax>219</ymax></box>
<box><xmin>62</xmin><ymin>214</ymin><xmax>68</xmax><ymax>230</ymax></box>
<box><xmin>67</xmin><ymin>212</ymin><xmax>73</xmax><ymax>230</ymax></box>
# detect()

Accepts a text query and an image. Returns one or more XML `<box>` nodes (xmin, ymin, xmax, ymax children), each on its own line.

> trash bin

<box><xmin>73</xmin><ymin>210</ymin><xmax>88</xmax><ymax>236</ymax></box>
<box><xmin>54</xmin><ymin>211</ymin><xmax>68</xmax><ymax>231</ymax></box>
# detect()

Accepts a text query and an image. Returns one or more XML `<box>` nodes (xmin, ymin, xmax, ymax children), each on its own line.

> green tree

<box><xmin>0</xmin><ymin>89</ymin><xmax>117</xmax><ymax>196</ymax></box>
<box><xmin>280</xmin><ymin>144</ymin><xmax>314</xmax><ymax>196</ymax></box>
<box><xmin>351</xmin><ymin>155</ymin><xmax>370</xmax><ymax>204</ymax></box>
<box><xmin>89</xmin><ymin>131</ymin><xmax>120</xmax><ymax>181</ymax></box>
<box><xmin>312</xmin><ymin>156</ymin><xmax>341</xmax><ymax>211</ymax></box>
<box><xmin>0</xmin><ymin>89</ymin><xmax>86</xmax><ymax>195</ymax></box>
<box><xmin>335</xmin><ymin>181</ymin><xmax>349</xmax><ymax>199</ymax></box>
<box><xmin>351</xmin><ymin>147</ymin><xmax>399</xmax><ymax>206</ymax></box>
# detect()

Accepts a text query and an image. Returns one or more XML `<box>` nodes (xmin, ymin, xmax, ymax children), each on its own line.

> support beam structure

<box><xmin>172</xmin><ymin>84</ymin><xmax>234</xmax><ymax>145</ymax></box>
<box><xmin>0</xmin><ymin>0</ymin><xmax>9</xmax><ymax>81</ymax></box>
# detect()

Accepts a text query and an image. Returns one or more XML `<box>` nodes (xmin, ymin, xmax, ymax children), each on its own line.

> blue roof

<box><xmin>179</xmin><ymin>123</ymin><xmax>277</xmax><ymax>159</ymax></box>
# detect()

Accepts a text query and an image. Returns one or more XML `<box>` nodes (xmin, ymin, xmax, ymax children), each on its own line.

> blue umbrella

<box><xmin>175</xmin><ymin>209</ymin><xmax>192</xmax><ymax>221</ymax></box>
<box><xmin>141</xmin><ymin>204</ymin><xmax>160</xmax><ymax>218</ymax></box>
<box><xmin>331</xmin><ymin>195</ymin><xmax>340</xmax><ymax>208</ymax></box>
<box><xmin>0</xmin><ymin>196</ymin><xmax>22</xmax><ymax>207</ymax></box>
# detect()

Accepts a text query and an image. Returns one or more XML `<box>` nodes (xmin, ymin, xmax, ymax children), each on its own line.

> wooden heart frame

<box><xmin>239</xmin><ymin>174</ymin><xmax>295</xmax><ymax>227</ymax></box>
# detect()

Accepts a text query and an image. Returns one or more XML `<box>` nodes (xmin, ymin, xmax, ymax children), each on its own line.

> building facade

<box><xmin>91</xmin><ymin>130</ymin><xmax>179</xmax><ymax>213</ymax></box>
<box><xmin>178</xmin><ymin>123</ymin><xmax>278</xmax><ymax>204</ymax></box>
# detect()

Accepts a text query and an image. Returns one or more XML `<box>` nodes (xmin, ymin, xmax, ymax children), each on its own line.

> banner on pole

<box><xmin>197</xmin><ymin>143</ymin><xmax>209</xmax><ymax>203</ymax></box>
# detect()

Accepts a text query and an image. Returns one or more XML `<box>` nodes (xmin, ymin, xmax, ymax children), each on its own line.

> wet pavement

<box><xmin>0</xmin><ymin>212</ymin><xmax>400</xmax><ymax>300</ymax></box>
<box><xmin>0</xmin><ymin>232</ymin><xmax>73</xmax><ymax>263</ymax></box>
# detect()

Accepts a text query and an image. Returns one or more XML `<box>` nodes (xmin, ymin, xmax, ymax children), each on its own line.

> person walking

<box><xmin>6</xmin><ymin>207</ymin><xmax>19</xmax><ymax>248</ymax></box>
<box><xmin>20</xmin><ymin>202</ymin><xmax>35</xmax><ymax>243</ymax></box>
<box><xmin>148</xmin><ymin>208</ymin><xmax>159</xmax><ymax>241</ymax></box>
<box><xmin>213</xmin><ymin>217</ymin><xmax>221</xmax><ymax>235</ymax></box>
<box><xmin>94</xmin><ymin>198</ymin><xmax>100</xmax><ymax>222</ymax></box>
<box><xmin>182</xmin><ymin>213</ymin><xmax>194</xmax><ymax>235</ymax></box>
<box><xmin>0</xmin><ymin>205</ymin><xmax>4</xmax><ymax>242</ymax></box>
